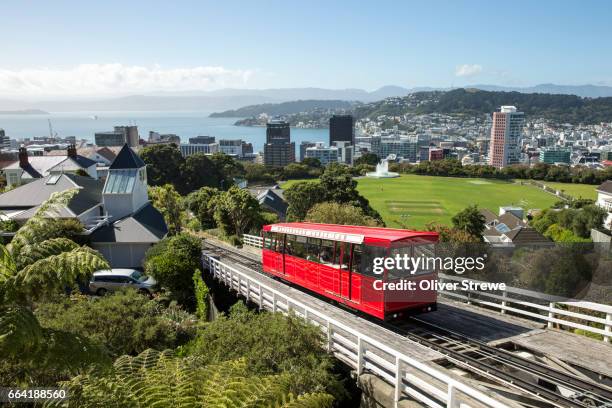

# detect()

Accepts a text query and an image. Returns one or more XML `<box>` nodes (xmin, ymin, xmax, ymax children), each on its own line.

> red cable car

<box><xmin>261</xmin><ymin>222</ymin><xmax>439</xmax><ymax>320</ymax></box>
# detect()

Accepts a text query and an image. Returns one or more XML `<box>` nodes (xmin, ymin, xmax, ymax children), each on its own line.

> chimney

<box><xmin>67</xmin><ymin>144</ymin><xmax>77</xmax><ymax>158</ymax></box>
<box><xmin>18</xmin><ymin>146</ymin><xmax>29</xmax><ymax>167</ymax></box>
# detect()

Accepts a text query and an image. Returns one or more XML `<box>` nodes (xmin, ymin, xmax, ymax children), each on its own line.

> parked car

<box><xmin>89</xmin><ymin>269</ymin><xmax>157</xmax><ymax>296</ymax></box>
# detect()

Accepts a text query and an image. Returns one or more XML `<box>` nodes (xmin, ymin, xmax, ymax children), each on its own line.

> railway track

<box><xmin>201</xmin><ymin>239</ymin><xmax>612</xmax><ymax>408</ymax></box>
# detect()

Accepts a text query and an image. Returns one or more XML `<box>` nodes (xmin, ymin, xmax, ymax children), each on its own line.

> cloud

<box><xmin>0</xmin><ymin>64</ymin><xmax>254</xmax><ymax>97</ymax></box>
<box><xmin>455</xmin><ymin>64</ymin><xmax>483</xmax><ymax>77</ymax></box>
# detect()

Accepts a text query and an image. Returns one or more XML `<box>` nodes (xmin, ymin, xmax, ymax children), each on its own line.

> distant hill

<box><xmin>355</xmin><ymin>88</ymin><xmax>612</xmax><ymax>124</ymax></box>
<box><xmin>470</xmin><ymin>83</ymin><xmax>612</xmax><ymax>98</ymax></box>
<box><xmin>209</xmin><ymin>100</ymin><xmax>358</xmax><ymax>118</ymax></box>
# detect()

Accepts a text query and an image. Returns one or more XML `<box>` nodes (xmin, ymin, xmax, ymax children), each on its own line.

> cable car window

<box><xmin>351</xmin><ymin>245</ymin><xmax>362</xmax><ymax>274</ymax></box>
<box><xmin>263</xmin><ymin>232</ymin><xmax>274</xmax><ymax>249</ymax></box>
<box><xmin>275</xmin><ymin>234</ymin><xmax>285</xmax><ymax>252</ymax></box>
<box><xmin>285</xmin><ymin>234</ymin><xmax>307</xmax><ymax>258</ymax></box>
<box><xmin>360</xmin><ymin>245</ymin><xmax>388</xmax><ymax>277</ymax></box>
<box><xmin>306</xmin><ymin>238</ymin><xmax>321</xmax><ymax>262</ymax></box>
<box><xmin>388</xmin><ymin>245</ymin><xmax>413</xmax><ymax>279</ymax></box>
<box><xmin>319</xmin><ymin>240</ymin><xmax>335</xmax><ymax>265</ymax></box>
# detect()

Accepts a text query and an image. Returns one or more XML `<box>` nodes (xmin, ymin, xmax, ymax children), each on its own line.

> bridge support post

<box><xmin>272</xmin><ymin>292</ymin><xmax>277</xmax><ymax>312</ymax></box>
<box><xmin>394</xmin><ymin>356</ymin><xmax>402</xmax><ymax>408</ymax></box>
<box><xmin>605</xmin><ymin>313</ymin><xmax>611</xmax><ymax>344</ymax></box>
<box><xmin>327</xmin><ymin>321</ymin><xmax>333</xmax><ymax>353</ymax></box>
<box><xmin>548</xmin><ymin>302</ymin><xmax>555</xmax><ymax>329</ymax></box>
<box><xmin>446</xmin><ymin>384</ymin><xmax>458</xmax><ymax>408</ymax></box>
<box><xmin>500</xmin><ymin>290</ymin><xmax>507</xmax><ymax>314</ymax></box>
<box><xmin>258</xmin><ymin>285</ymin><xmax>263</xmax><ymax>308</ymax></box>
<box><xmin>357</xmin><ymin>337</ymin><xmax>364</xmax><ymax>375</ymax></box>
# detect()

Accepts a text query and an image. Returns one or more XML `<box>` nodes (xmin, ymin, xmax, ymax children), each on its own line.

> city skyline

<box><xmin>1</xmin><ymin>0</ymin><xmax>612</xmax><ymax>98</ymax></box>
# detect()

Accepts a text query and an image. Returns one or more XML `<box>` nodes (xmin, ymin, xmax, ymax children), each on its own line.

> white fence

<box><xmin>202</xmin><ymin>252</ymin><xmax>509</xmax><ymax>408</ymax></box>
<box><xmin>242</xmin><ymin>234</ymin><xmax>612</xmax><ymax>343</ymax></box>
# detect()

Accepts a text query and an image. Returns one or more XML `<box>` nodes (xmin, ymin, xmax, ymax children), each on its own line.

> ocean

<box><xmin>0</xmin><ymin>111</ymin><xmax>329</xmax><ymax>154</ymax></box>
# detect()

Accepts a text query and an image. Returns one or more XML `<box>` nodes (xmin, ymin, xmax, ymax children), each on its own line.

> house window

<box><xmin>139</xmin><ymin>168</ymin><xmax>146</xmax><ymax>182</ymax></box>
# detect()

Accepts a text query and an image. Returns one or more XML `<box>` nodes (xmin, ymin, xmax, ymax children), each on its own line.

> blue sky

<box><xmin>1</xmin><ymin>0</ymin><xmax>611</xmax><ymax>96</ymax></box>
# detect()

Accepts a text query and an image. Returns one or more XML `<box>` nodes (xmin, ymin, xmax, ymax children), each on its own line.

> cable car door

<box><xmin>339</xmin><ymin>242</ymin><xmax>351</xmax><ymax>300</ymax></box>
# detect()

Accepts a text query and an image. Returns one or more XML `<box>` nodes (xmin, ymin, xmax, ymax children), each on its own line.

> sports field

<box><xmin>539</xmin><ymin>181</ymin><xmax>597</xmax><ymax>200</ymax></box>
<box><xmin>355</xmin><ymin>175</ymin><xmax>559</xmax><ymax>228</ymax></box>
<box><xmin>281</xmin><ymin>175</ymin><xmax>582</xmax><ymax>228</ymax></box>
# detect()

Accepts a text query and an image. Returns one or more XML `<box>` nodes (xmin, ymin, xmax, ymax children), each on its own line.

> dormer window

<box><xmin>139</xmin><ymin>168</ymin><xmax>146</xmax><ymax>182</ymax></box>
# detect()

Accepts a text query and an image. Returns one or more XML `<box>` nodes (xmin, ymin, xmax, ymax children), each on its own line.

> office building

<box><xmin>370</xmin><ymin>136</ymin><xmax>417</xmax><ymax>162</ymax></box>
<box><xmin>219</xmin><ymin>139</ymin><xmax>243</xmax><ymax>156</ymax></box>
<box><xmin>95</xmin><ymin>126</ymin><xmax>139</xmax><ymax>147</ymax></box>
<box><xmin>264</xmin><ymin>121</ymin><xmax>295</xmax><ymax>167</ymax></box>
<box><xmin>148</xmin><ymin>131</ymin><xmax>180</xmax><ymax>145</ymax></box>
<box><xmin>179</xmin><ymin>143</ymin><xmax>219</xmax><ymax>157</ymax></box>
<box><xmin>334</xmin><ymin>141</ymin><xmax>354</xmax><ymax>165</ymax></box>
<box><xmin>489</xmin><ymin>106</ymin><xmax>524</xmax><ymax>168</ymax></box>
<box><xmin>305</xmin><ymin>143</ymin><xmax>338</xmax><ymax>166</ymax></box>
<box><xmin>189</xmin><ymin>135</ymin><xmax>216</xmax><ymax>144</ymax></box>
<box><xmin>329</xmin><ymin>115</ymin><xmax>354</xmax><ymax>145</ymax></box>
<box><xmin>539</xmin><ymin>148</ymin><xmax>571</xmax><ymax>164</ymax></box>
<box><xmin>299</xmin><ymin>141</ymin><xmax>317</xmax><ymax>161</ymax></box>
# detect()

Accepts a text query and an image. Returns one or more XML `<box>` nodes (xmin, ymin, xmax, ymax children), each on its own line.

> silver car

<box><xmin>89</xmin><ymin>269</ymin><xmax>157</xmax><ymax>296</ymax></box>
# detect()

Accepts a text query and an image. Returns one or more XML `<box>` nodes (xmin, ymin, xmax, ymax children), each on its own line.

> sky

<box><xmin>1</xmin><ymin>0</ymin><xmax>612</xmax><ymax>97</ymax></box>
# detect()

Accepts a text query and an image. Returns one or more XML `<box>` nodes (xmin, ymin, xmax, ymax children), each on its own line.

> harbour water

<box><xmin>0</xmin><ymin>111</ymin><xmax>329</xmax><ymax>154</ymax></box>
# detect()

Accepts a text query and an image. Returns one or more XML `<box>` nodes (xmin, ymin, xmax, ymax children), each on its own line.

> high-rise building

<box><xmin>489</xmin><ymin>106</ymin><xmax>524</xmax><ymax>168</ymax></box>
<box><xmin>189</xmin><ymin>135</ymin><xmax>216</xmax><ymax>144</ymax></box>
<box><xmin>264</xmin><ymin>121</ymin><xmax>295</xmax><ymax>167</ymax></box>
<box><xmin>329</xmin><ymin>115</ymin><xmax>354</xmax><ymax>145</ymax></box>
<box><xmin>0</xmin><ymin>129</ymin><xmax>9</xmax><ymax>150</ymax></box>
<box><xmin>334</xmin><ymin>141</ymin><xmax>354</xmax><ymax>165</ymax></box>
<box><xmin>429</xmin><ymin>148</ymin><xmax>444</xmax><ymax>161</ymax></box>
<box><xmin>95</xmin><ymin>126</ymin><xmax>139</xmax><ymax>147</ymax></box>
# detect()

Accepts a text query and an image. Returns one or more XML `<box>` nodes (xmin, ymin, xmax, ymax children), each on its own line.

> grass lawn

<box><xmin>281</xmin><ymin>175</ymin><xmax>559</xmax><ymax>229</ymax></box>
<box><xmin>538</xmin><ymin>181</ymin><xmax>598</xmax><ymax>200</ymax></box>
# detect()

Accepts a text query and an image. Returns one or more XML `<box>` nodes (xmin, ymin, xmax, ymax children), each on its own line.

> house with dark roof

<box><xmin>596</xmin><ymin>180</ymin><xmax>612</xmax><ymax>230</ymax></box>
<box><xmin>480</xmin><ymin>207</ymin><xmax>550</xmax><ymax>247</ymax></box>
<box><xmin>248</xmin><ymin>185</ymin><xmax>288</xmax><ymax>221</ymax></box>
<box><xmin>0</xmin><ymin>144</ymin><xmax>167</xmax><ymax>268</ymax></box>
<box><xmin>2</xmin><ymin>145</ymin><xmax>97</xmax><ymax>187</ymax></box>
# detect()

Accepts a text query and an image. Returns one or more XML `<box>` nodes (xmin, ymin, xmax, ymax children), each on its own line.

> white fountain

<box><xmin>366</xmin><ymin>159</ymin><xmax>399</xmax><ymax>178</ymax></box>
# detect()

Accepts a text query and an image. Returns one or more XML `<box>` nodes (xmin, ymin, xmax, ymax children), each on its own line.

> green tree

<box><xmin>451</xmin><ymin>205</ymin><xmax>486</xmax><ymax>239</ymax></box>
<box><xmin>213</xmin><ymin>186</ymin><xmax>262</xmax><ymax>237</ymax></box>
<box><xmin>209</xmin><ymin>153</ymin><xmax>245</xmax><ymax>190</ymax></box>
<box><xmin>185</xmin><ymin>186</ymin><xmax>220</xmax><ymax>229</ymax></box>
<box><xmin>145</xmin><ymin>233</ymin><xmax>202</xmax><ymax>309</ymax></box>
<box><xmin>139</xmin><ymin>144</ymin><xmax>184</xmax><ymax>190</ymax></box>
<box><xmin>354</xmin><ymin>152</ymin><xmax>379</xmax><ymax>166</ymax></box>
<box><xmin>149</xmin><ymin>184</ymin><xmax>185</xmax><ymax>235</ymax></box>
<box><xmin>182</xmin><ymin>153</ymin><xmax>222</xmax><ymax>191</ymax></box>
<box><xmin>284</xmin><ymin>181</ymin><xmax>326</xmax><ymax>221</ymax></box>
<box><xmin>48</xmin><ymin>349</ymin><xmax>333</xmax><ymax>408</ymax></box>
<box><xmin>305</xmin><ymin>202</ymin><xmax>381</xmax><ymax>226</ymax></box>
<box><xmin>301</xmin><ymin>157</ymin><xmax>322</xmax><ymax>168</ymax></box>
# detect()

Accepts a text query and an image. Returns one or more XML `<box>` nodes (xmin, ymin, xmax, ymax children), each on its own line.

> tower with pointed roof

<box><xmin>102</xmin><ymin>144</ymin><xmax>149</xmax><ymax>220</ymax></box>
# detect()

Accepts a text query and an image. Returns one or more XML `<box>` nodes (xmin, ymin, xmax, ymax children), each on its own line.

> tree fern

<box><xmin>9</xmin><ymin>247</ymin><xmax>109</xmax><ymax>301</ymax></box>
<box><xmin>44</xmin><ymin>350</ymin><xmax>333</xmax><ymax>408</ymax></box>
<box><xmin>15</xmin><ymin>238</ymin><xmax>79</xmax><ymax>271</ymax></box>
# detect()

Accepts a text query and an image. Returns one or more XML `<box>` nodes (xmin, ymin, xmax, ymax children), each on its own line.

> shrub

<box><xmin>35</xmin><ymin>290</ymin><xmax>197</xmax><ymax>358</ymax></box>
<box><xmin>145</xmin><ymin>233</ymin><xmax>202</xmax><ymax>309</ymax></box>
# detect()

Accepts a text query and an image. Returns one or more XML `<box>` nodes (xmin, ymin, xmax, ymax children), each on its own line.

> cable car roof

<box><xmin>263</xmin><ymin>222</ymin><xmax>438</xmax><ymax>245</ymax></box>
